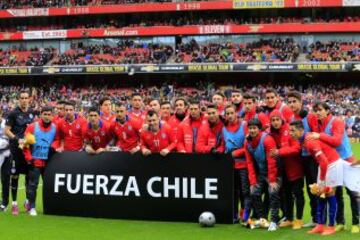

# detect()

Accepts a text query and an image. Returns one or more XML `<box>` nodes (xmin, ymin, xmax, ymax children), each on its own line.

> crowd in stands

<box><xmin>307</xmin><ymin>41</ymin><xmax>360</xmax><ymax>62</ymax></box>
<box><xmin>52</xmin><ymin>40</ymin><xmax>173</xmax><ymax>65</ymax></box>
<box><xmin>175</xmin><ymin>38</ymin><xmax>299</xmax><ymax>63</ymax></box>
<box><xmin>0</xmin><ymin>81</ymin><xmax>358</xmax><ymax>120</ymax></box>
<box><xmin>2</xmin><ymin>16</ymin><xmax>360</xmax><ymax>33</ymax></box>
<box><xmin>0</xmin><ymin>0</ymin><xmax>72</xmax><ymax>9</ymax></box>
<box><xmin>0</xmin><ymin>47</ymin><xmax>56</xmax><ymax>66</ymax></box>
<box><xmin>0</xmin><ymin>81</ymin><xmax>359</xmax><ymax>136</ymax></box>
<box><xmin>1</xmin><ymin>39</ymin><xmax>360</xmax><ymax>65</ymax></box>
<box><xmin>0</xmin><ymin>0</ymin><xmax>175</xmax><ymax>9</ymax></box>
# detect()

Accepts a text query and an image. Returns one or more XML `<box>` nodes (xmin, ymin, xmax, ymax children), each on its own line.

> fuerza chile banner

<box><xmin>43</xmin><ymin>152</ymin><xmax>234</xmax><ymax>223</ymax></box>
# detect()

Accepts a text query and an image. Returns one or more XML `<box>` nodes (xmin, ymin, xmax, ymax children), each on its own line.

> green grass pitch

<box><xmin>0</xmin><ymin>144</ymin><xmax>359</xmax><ymax>240</ymax></box>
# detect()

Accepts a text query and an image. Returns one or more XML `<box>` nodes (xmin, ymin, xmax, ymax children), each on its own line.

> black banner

<box><xmin>0</xmin><ymin>63</ymin><xmax>355</xmax><ymax>76</ymax></box>
<box><xmin>43</xmin><ymin>152</ymin><xmax>234</xmax><ymax>223</ymax></box>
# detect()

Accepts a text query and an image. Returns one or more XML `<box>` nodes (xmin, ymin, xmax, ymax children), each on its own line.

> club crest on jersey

<box><xmin>76</xmin><ymin>124</ymin><xmax>80</xmax><ymax>129</ymax></box>
<box><xmin>29</xmin><ymin>114</ymin><xmax>34</xmax><ymax>119</ymax></box>
<box><xmin>161</xmin><ymin>133</ymin><xmax>167</xmax><ymax>139</ymax></box>
<box><xmin>101</xmin><ymin>131</ymin><xmax>105</xmax><ymax>136</ymax></box>
<box><xmin>128</xmin><ymin>125</ymin><xmax>132</xmax><ymax>131</ymax></box>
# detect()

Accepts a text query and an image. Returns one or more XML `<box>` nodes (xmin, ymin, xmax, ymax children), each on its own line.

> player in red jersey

<box><xmin>140</xmin><ymin>110</ymin><xmax>176</xmax><ymax>157</ymax></box>
<box><xmin>287</xmin><ymin>91</ymin><xmax>318</xmax><ymax>131</ymax></box>
<box><xmin>222</xmin><ymin>104</ymin><xmax>250</xmax><ymax>224</ymax></box>
<box><xmin>177</xmin><ymin>100</ymin><xmax>207</xmax><ymax>153</ymax></box>
<box><xmin>269</xmin><ymin>110</ymin><xmax>304</xmax><ymax>229</ymax></box>
<box><xmin>110</xmin><ymin>102</ymin><xmax>142</xmax><ymax>154</ymax></box>
<box><xmin>160</xmin><ymin>101</ymin><xmax>172</xmax><ymax>124</ymax></box>
<box><xmin>168</xmin><ymin>98</ymin><xmax>188</xmax><ymax>137</ymax></box>
<box><xmin>287</xmin><ymin>91</ymin><xmax>319</xmax><ymax>227</ymax></box>
<box><xmin>148</xmin><ymin>99</ymin><xmax>161</xmax><ymax>115</ymax></box>
<box><xmin>128</xmin><ymin>93</ymin><xmax>146</xmax><ymax>124</ymax></box>
<box><xmin>22</xmin><ymin>106</ymin><xmax>58</xmax><ymax>216</ymax></box>
<box><xmin>309</xmin><ymin>102</ymin><xmax>355</xmax><ymax>162</ymax></box>
<box><xmin>99</xmin><ymin>96</ymin><xmax>116</xmax><ymax>125</ymax></box>
<box><xmin>264</xmin><ymin>88</ymin><xmax>293</xmax><ymax>124</ymax></box>
<box><xmin>55</xmin><ymin>101</ymin><xmax>87</xmax><ymax>152</ymax></box>
<box><xmin>84</xmin><ymin>107</ymin><xmax>112</xmax><ymax>154</ymax></box>
<box><xmin>289</xmin><ymin>120</ymin><xmax>343</xmax><ymax>236</ymax></box>
<box><xmin>52</xmin><ymin>100</ymin><xmax>66</xmax><ymax>125</ymax></box>
<box><xmin>196</xmin><ymin>104</ymin><xmax>224</xmax><ymax>154</ymax></box>
<box><xmin>243</xmin><ymin>93</ymin><xmax>270</xmax><ymax>130</ymax></box>
<box><xmin>212</xmin><ymin>91</ymin><xmax>226</xmax><ymax>116</ymax></box>
<box><xmin>231</xmin><ymin>89</ymin><xmax>244</xmax><ymax>116</ymax></box>
<box><xmin>245</xmin><ymin>118</ymin><xmax>280</xmax><ymax>231</ymax></box>
<box><xmin>308</xmin><ymin>102</ymin><xmax>359</xmax><ymax>232</ymax></box>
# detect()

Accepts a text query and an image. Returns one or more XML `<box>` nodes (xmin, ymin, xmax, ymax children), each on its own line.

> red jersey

<box><xmin>168</xmin><ymin>114</ymin><xmax>185</xmax><ymax>139</ymax></box>
<box><xmin>292</xmin><ymin>111</ymin><xmax>318</xmax><ymax>132</ymax></box>
<box><xmin>318</xmin><ymin>114</ymin><xmax>346</xmax><ymax>147</ymax></box>
<box><xmin>270</xmin><ymin>124</ymin><xmax>303</xmax><ymax>181</ymax></box>
<box><xmin>84</xmin><ymin>121</ymin><xmax>112</xmax><ymax>151</ymax></box>
<box><xmin>244</xmin><ymin>107</ymin><xmax>270</xmax><ymax>130</ymax></box>
<box><xmin>110</xmin><ymin>116</ymin><xmax>142</xmax><ymax>152</ymax></box>
<box><xmin>217</xmin><ymin>105</ymin><xmax>225</xmax><ymax>116</ymax></box>
<box><xmin>302</xmin><ymin>133</ymin><xmax>340</xmax><ymax>181</ymax></box>
<box><xmin>195</xmin><ymin>120</ymin><xmax>225</xmax><ymax>153</ymax></box>
<box><xmin>23</xmin><ymin>120</ymin><xmax>58</xmax><ymax>168</ymax></box>
<box><xmin>100</xmin><ymin>112</ymin><xmax>116</xmax><ymax>125</ymax></box>
<box><xmin>161</xmin><ymin>115</ymin><xmax>171</xmax><ymax>125</ymax></box>
<box><xmin>176</xmin><ymin>115</ymin><xmax>207</xmax><ymax>153</ymax></box>
<box><xmin>265</xmin><ymin>101</ymin><xmax>294</xmax><ymax>124</ymax></box>
<box><xmin>245</xmin><ymin>133</ymin><xmax>278</xmax><ymax>185</ymax></box>
<box><xmin>140</xmin><ymin>123</ymin><xmax>177</xmax><ymax>152</ymax></box>
<box><xmin>318</xmin><ymin>114</ymin><xmax>355</xmax><ymax>162</ymax></box>
<box><xmin>52</xmin><ymin>115</ymin><xmax>64</xmax><ymax>125</ymax></box>
<box><xmin>128</xmin><ymin>109</ymin><xmax>146</xmax><ymax>124</ymax></box>
<box><xmin>56</xmin><ymin>115</ymin><xmax>87</xmax><ymax>151</ymax></box>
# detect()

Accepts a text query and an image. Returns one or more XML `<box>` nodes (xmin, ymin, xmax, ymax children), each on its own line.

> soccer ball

<box><xmin>199</xmin><ymin>212</ymin><xmax>216</xmax><ymax>227</ymax></box>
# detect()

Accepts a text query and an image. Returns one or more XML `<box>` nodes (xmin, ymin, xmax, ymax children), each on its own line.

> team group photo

<box><xmin>0</xmin><ymin>0</ymin><xmax>360</xmax><ymax>240</ymax></box>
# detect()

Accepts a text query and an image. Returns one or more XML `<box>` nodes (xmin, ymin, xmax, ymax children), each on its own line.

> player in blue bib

<box><xmin>23</xmin><ymin>107</ymin><xmax>57</xmax><ymax>217</ymax></box>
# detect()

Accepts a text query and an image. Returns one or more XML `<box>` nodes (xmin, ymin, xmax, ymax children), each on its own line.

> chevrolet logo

<box><xmin>247</xmin><ymin>64</ymin><xmax>267</xmax><ymax>71</ymax></box>
<box><xmin>44</xmin><ymin>67</ymin><xmax>60</xmax><ymax>74</ymax></box>
<box><xmin>141</xmin><ymin>65</ymin><xmax>159</xmax><ymax>72</ymax></box>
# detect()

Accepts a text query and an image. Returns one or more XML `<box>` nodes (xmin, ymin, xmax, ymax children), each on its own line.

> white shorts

<box><xmin>318</xmin><ymin>159</ymin><xmax>343</xmax><ymax>188</ymax></box>
<box><xmin>343</xmin><ymin>161</ymin><xmax>360</xmax><ymax>192</ymax></box>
